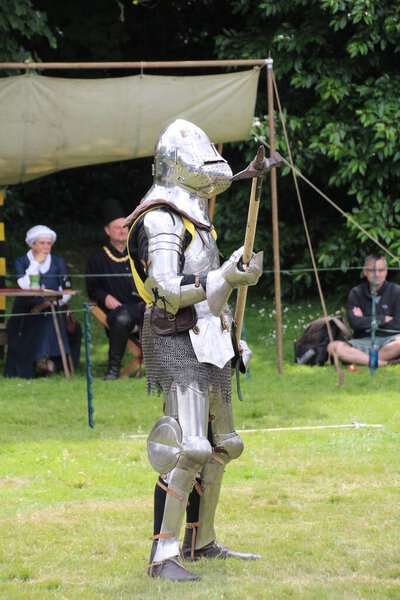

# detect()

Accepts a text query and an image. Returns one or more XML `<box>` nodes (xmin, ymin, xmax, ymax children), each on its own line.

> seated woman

<box><xmin>4</xmin><ymin>225</ymin><xmax>82</xmax><ymax>378</ymax></box>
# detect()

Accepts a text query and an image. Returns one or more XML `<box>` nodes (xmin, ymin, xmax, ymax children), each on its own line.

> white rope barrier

<box><xmin>238</xmin><ymin>422</ymin><xmax>383</xmax><ymax>433</ymax></box>
<box><xmin>124</xmin><ymin>422</ymin><xmax>383</xmax><ymax>439</ymax></box>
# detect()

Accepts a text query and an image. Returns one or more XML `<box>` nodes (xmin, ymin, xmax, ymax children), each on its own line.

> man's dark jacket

<box><xmin>85</xmin><ymin>242</ymin><xmax>142</xmax><ymax>315</ymax></box>
<box><xmin>347</xmin><ymin>280</ymin><xmax>400</xmax><ymax>338</ymax></box>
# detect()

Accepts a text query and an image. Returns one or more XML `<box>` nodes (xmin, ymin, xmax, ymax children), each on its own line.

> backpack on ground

<box><xmin>294</xmin><ymin>316</ymin><xmax>351</xmax><ymax>366</ymax></box>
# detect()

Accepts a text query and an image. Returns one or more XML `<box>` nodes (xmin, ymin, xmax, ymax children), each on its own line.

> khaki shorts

<box><xmin>349</xmin><ymin>334</ymin><xmax>400</xmax><ymax>355</ymax></box>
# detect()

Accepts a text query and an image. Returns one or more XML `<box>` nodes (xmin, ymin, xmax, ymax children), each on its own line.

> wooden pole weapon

<box><xmin>232</xmin><ymin>146</ymin><xmax>283</xmax><ymax>344</ymax></box>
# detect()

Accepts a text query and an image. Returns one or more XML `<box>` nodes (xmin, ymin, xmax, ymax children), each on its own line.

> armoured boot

<box><xmin>182</xmin><ymin>455</ymin><xmax>260</xmax><ymax>562</ymax></box>
<box><xmin>147</xmin><ymin>556</ymin><xmax>199</xmax><ymax>581</ymax></box>
<box><xmin>149</xmin><ymin>539</ymin><xmax>158</xmax><ymax>565</ymax></box>
<box><xmin>182</xmin><ymin>535</ymin><xmax>260</xmax><ymax>561</ymax></box>
<box><xmin>103</xmin><ymin>311</ymin><xmax>131</xmax><ymax>380</ymax></box>
<box><xmin>148</xmin><ymin>485</ymin><xmax>199</xmax><ymax>582</ymax></box>
<box><xmin>147</xmin><ymin>466</ymin><xmax>202</xmax><ymax>582</ymax></box>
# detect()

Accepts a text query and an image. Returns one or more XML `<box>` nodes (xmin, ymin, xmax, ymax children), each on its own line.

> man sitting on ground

<box><xmin>328</xmin><ymin>254</ymin><xmax>400</xmax><ymax>367</ymax></box>
<box><xmin>86</xmin><ymin>199</ymin><xmax>145</xmax><ymax>380</ymax></box>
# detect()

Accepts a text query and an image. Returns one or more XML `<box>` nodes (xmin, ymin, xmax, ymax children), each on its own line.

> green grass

<box><xmin>1</xmin><ymin>289</ymin><xmax>400</xmax><ymax>599</ymax></box>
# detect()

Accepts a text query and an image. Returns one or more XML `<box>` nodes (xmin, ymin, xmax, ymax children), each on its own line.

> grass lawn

<box><xmin>0</xmin><ymin>289</ymin><xmax>399</xmax><ymax>599</ymax></box>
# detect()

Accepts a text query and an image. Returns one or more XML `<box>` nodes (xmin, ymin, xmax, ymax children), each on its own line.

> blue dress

<box><xmin>4</xmin><ymin>254</ymin><xmax>81</xmax><ymax>379</ymax></box>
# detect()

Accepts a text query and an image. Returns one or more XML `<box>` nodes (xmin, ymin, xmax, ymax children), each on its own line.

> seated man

<box><xmin>86</xmin><ymin>199</ymin><xmax>145</xmax><ymax>380</ymax></box>
<box><xmin>328</xmin><ymin>254</ymin><xmax>400</xmax><ymax>367</ymax></box>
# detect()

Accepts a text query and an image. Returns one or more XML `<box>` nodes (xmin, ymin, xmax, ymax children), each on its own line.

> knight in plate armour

<box><xmin>126</xmin><ymin>119</ymin><xmax>263</xmax><ymax>581</ymax></box>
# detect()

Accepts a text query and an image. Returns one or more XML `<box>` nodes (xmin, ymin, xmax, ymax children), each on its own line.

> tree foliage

<box><xmin>2</xmin><ymin>1</ymin><xmax>400</xmax><ymax>296</ymax></box>
<box><xmin>0</xmin><ymin>0</ymin><xmax>55</xmax><ymax>62</ymax></box>
<box><xmin>1</xmin><ymin>0</ymin><xmax>245</xmax><ymax>258</ymax></box>
<box><xmin>213</xmin><ymin>0</ymin><xmax>400</xmax><ymax>292</ymax></box>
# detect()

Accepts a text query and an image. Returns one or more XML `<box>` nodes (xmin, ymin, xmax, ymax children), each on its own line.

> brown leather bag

<box><xmin>150</xmin><ymin>304</ymin><xmax>197</xmax><ymax>336</ymax></box>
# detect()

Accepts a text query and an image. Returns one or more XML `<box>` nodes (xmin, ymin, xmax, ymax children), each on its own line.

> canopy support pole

<box><xmin>0</xmin><ymin>189</ymin><xmax>5</xmax><ymax>359</ymax></box>
<box><xmin>0</xmin><ymin>59</ymin><xmax>267</xmax><ymax>71</ymax></box>
<box><xmin>267</xmin><ymin>58</ymin><xmax>283</xmax><ymax>375</ymax></box>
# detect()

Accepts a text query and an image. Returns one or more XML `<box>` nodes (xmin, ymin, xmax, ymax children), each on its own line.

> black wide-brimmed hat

<box><xmin>103</xmin><ymin>198</ymin><xmax>125</xmax><ymax>226</ymax></box>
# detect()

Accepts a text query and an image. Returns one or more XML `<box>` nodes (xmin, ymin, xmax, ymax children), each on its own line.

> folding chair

<box><xmin>88</xmin><ymin>302</ymin><xmax>143</xmax><ymax>378</ymax></box>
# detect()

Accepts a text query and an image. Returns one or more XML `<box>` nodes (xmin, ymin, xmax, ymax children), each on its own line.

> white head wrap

<box><xmin>25</xmin><ymin>225</ymin><xmax>57</xmax><ymax>247</ymax></box>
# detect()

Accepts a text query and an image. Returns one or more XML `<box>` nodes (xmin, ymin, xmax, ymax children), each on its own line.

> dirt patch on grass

<box><xmin>27</xmin><ymin>497</ymin><xmax>151</xmax><ymax>524</ymax></box>
<box><xmin>0</xmin><ymin>476</ymin><xmax>30</xmax><ymax>489</ymax></box>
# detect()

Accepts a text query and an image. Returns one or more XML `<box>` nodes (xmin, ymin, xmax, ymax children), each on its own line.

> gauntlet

<box><xmin>206</xmin><ymin>247</ymin><xmax>263</xmax><ymax>316</ymax></box>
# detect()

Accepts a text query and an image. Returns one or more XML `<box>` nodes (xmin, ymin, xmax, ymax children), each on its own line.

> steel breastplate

<box><xmin>183</xmin><ymin>229</ymin><xmax>220</xmax><ymax>276</ymax></box>
<box><xmin>183</xmin><ymin>229</ymin><xmax>234</xmax><ymax>368</ymax></box>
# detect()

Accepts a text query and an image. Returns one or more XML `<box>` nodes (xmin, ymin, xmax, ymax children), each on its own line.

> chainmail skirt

<box><xmin>142</xmin><ymin>311</ymin><xmax>232</xmax><ymax>402</ymax></box>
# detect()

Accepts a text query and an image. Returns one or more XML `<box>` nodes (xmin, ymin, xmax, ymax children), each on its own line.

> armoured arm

<box><xmin>206</xmin><ymin>246</ymin><xmax>263</xmax><ymax>316</ymax></box>
<box><xmin>143</xmin><ymin>210</ymin><xmax>206</xmax><ymax>314</ymax></box>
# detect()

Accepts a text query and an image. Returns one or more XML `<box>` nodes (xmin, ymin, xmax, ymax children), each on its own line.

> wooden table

<box><xmin>0</xmin><ymin>288</ymin><xmax>80</xmax><ymax>380</ymax></box>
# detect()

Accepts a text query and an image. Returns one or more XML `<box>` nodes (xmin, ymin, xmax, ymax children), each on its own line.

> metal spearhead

<box><xmin>231</xmin><ymin>146</ymin><xmax>284</xmax><ymax>182</ymax></box>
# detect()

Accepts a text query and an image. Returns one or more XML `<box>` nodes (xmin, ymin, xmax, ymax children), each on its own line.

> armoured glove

<box><xmin>239</xmin><ymin>339</ymin><xmax>253</xmax><ymax>371</ymax></box>
<box><xmin>206</xmin><ymin>247</ymin><xmax>263</xmax><ymax>316</ymax></box>
<box><xmin>231</xmin><ymin>336</ymin><xmax>253</xmax><ymax>373</ymax></box>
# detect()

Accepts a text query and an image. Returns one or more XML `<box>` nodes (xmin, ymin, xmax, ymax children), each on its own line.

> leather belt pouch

<box><xmin>150</xmin><ymin>304</ymin><xmax>197</xmax><ymax>336</ymax></box>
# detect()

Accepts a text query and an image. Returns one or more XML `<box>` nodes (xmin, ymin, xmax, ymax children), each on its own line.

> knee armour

<box><xmin>147</xmin><ymin>416</ymin><xmax>212</xmax><ymax>474</ymax></box>
<box><xmin>180</xmin><ymin>436</ymin><xmax>212</xmax><ymax>471</ymax></box>
<box><xmin>213</xmin><ymin>431</ymin><xmax>244</xmax><ymax>463</ymax></box>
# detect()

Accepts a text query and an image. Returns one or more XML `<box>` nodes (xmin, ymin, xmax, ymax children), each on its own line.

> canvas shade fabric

<box><xmin>0</xmin><ymin>68</ymin><xmax>260</xmax><ymax>186</ymax></box>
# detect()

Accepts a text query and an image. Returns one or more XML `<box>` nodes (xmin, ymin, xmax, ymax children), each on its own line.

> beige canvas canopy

<box><xmin>0</xmin><ymin>67</ymin><xmax>260</xmax><ymax>186</ymax></box>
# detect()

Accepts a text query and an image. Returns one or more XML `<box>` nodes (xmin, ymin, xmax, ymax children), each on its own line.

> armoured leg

<box><xmin>182</xmin><ymin>391</ymin><xmax>260</xmax><ymax>561</ymax></box>
<box><xmin>149</xmin><ymin>381</ymin><xmax>211</xmax><ymax>579</ymax></box>
<box><xmin>149</xmin><ymin>473</ymin><xmax>200</xmax><ymax>581</ymax></box>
